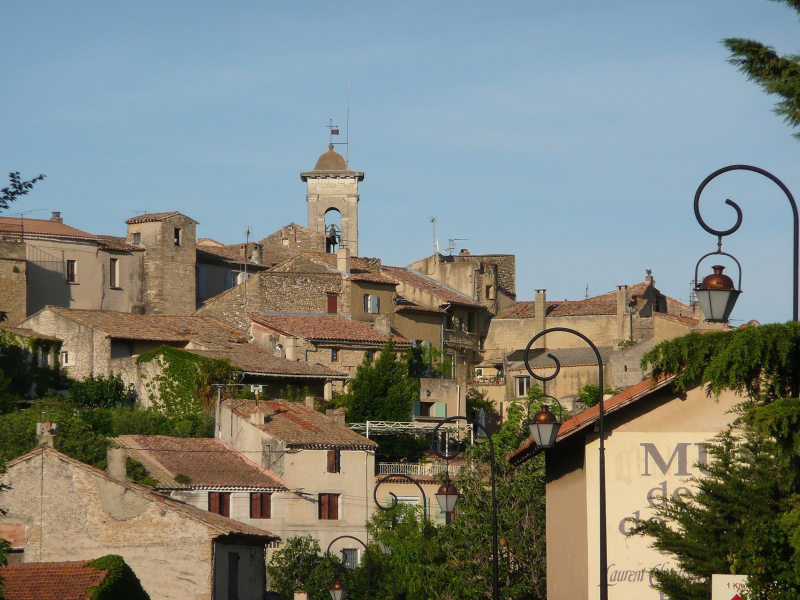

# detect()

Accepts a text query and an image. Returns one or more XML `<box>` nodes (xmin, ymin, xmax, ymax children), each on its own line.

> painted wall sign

<box><xmin>711</xmin><ymin>574</ymin><xmax>748</xmax><ymax>600</ymax></box>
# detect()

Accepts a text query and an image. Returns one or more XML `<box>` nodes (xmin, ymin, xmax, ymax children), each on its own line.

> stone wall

<box><xmin>305</xmin><ymin>176</ymin><xmax>360</xmax><ymax>255</ymax></box>
<box><xmin>391</xmin><ymin>311</ymin><xmax>442</xmax><ymax>348</ymax></box>
<box><xmin>1</xmin><ymin>450</ymin><xmax>241</xmax><ymax>600</ymax></box>
<box><xmin>0</xmin><ymin>240</ymin><xmax>26</xmax><ymax>325</ymax></box>
<box><xmin>260</xmin><ymin>223</ymin><xmax>325</xmax><ymax>253</ymax></box>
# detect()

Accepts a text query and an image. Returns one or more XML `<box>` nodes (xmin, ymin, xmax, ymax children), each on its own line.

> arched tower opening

<box><xmin>324</xmin><ymin>208</ymin><xmax>342</xmax><ymax>253</ymax></box>
<box><xmin>301</xmin><ymin>144</ymin><xmax>365</xmax><ymax>256</ymax></box>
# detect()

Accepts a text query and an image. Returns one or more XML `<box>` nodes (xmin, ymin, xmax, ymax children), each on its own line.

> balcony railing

<box><xmin>377</xmin><ymin>462</ymin><xmax>458</xmax><ymax>477</ymax></box>
<box><xmin>469</xmin><ymin>375</ymin><xmax>505</xmax><ymax>386</ymax></box>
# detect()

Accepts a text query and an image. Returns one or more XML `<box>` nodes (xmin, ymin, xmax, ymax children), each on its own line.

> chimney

<box><xmin>645</xmin><ymin>269</ymin><xmax>653</xmax><ymax>283</ymax></box>
<box><xmin>50</xmin><ymin>212</ymin><xmax>63</xmax><ymax>224</ymax></box>
<box><xmin>459</xmin><ymin>249</ymin><xmax>470</xmax><ymax>256</ymax></box>
<box><xmin>36</xmin><ymin>421</ymin><xmax>56</xmax><ymax>447</ymax></box>
<box><xmin>534</xmin><ymin>289</ymin><xmax>547</xmax><ymax>348</ymax></box>
<box><xmin>239</xmin><ymin>244</ymin><xmax>247</xmax><ymax>258</ymax></box>
<box><xmin>250</xmin><ymin>244</ymin><xmax>262</xmax><ymax>265</ymax></box>
<box><xmin>617</xmin><ymin>285</ymin><xmax>629</xmax><ymax>341</ymax></box>
<box><xmin>326</xmin><ymin>407</ymin><xmax>348</xmax><ymax>427</ymax></box>
<box><xmin>305</xmin><ymin>396</ymin><xmax>316</xmax><ymax>410</ymax></box>
<box><xmin>373</xmin><ymin>315</ymin><xmax>391</xmax><ymax>335</ymax></box>
<box><xmin>106</xmin><ymin>445</ymin><xmax>127</xmax><ymax>481</ymax></box>
<box><xmin>337</xmin><ymin>247</ymin><xmax>351</xmax><ymax>273</ymax></box>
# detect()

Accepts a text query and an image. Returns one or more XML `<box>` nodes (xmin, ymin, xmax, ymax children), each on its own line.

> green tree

<box><xmin>577</xmin><ymin>383</ymin><xmax>620</xmax><ymax>408</ymax></box>
<box><xmin>0</xmin><ymin>172</ymin><xmax>45</xmax><ymax>213</ymax></box>
<box><xmin>344</xmin><ymin>340</ymin><xmax>419</xmax><ymax>423</ymax></box>
<box><xmin>724</xmin><ymin>0</ymin><xmax>800</xmax><ymax>139</ymax></box>
<box><xmin>266</xmin><ymin>536</ymin><xmax>350</xmax><ymax>600</ymax></box>
<box><xmin>69</xmin><ymin>373</ymin><xmax>133</xmax><ymax>409</ymax></box>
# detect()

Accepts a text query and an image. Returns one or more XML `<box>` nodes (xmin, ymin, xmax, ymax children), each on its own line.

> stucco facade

<box><xmin>0</xmin><ymin>240</ymin><xmax>27</xmax><ymax>325</ymax></box>
<box><xmin>0</xmin><ymin>447</ymin><xmax>276</xmax><ymax>600</ymax></box>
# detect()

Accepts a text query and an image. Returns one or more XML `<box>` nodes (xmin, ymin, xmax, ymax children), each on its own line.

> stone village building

<box><xmin>507</xmin><ymin>377</ymin><xmax>741</xmax><ymax>600</ymax></box>
<box><xmin>0</xmin><ymin>443</ymin><xmax>278</xmax><ymax>600</ymax></box>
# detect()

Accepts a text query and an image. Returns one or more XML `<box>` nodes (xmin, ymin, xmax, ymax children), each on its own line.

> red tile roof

<box><xmin>496</xmin><ymin>282</ymin><xmax>653</xmax><ymax>319</ymax></box>
<box><xmin>0</xmin><ymin>218</ymin><xmax>141</xmax><ymax>252</ymax></box>
<box><xmin>93</xmin><ymin>235</ymin><xmax>144</xmax><ymax>252</ymax></box>
<box><xmin>124</xmin><ymin>211</ymin><xmax>197</xmax><ymax>224</ymax></box>
<box><xmin>0</xmin><ymin>326</ymin><xmax>61</xmax><ymax>342</ymax></box>
<box><xmin>196</xmin><ymin>245</ymin><xmax>264</xmax><ymax>268</ymax></box>
<box><xmin>251</xmin><ymin>313</ymin><xmax>410</xmax><ymax>346</ymax></box>
<box><xmin>381</xmin><ymin>266</ymin><xmax>482</xmax><ymax>308</ymax></box>
<box><xmin>301</xmin><ymin>253</ymin><xmax>397</xmax><ymax>285</ymax></box>
<box><xmin>8</xmin><ymin>447</ymin><xmax>278</xmax><ymax>540</ymax></box>
<box><xmin>187</xmin><ymin>345</ymin><xmax>349</xmax><ymax>379</ymax></box>
<box><xmin>42</xmin><ymin>307</ymin><xmax>247</xmax><ymax>345</ymax></box>
<box><xmin>0</xmin><ymin>561</ymin><xmax>108</xmax><ymax>600</ymax></box>
<box><xmin>653</xmin><ymin>312</ymin><xmax>699</xmax><ymax>326</ymax></box>
<box><xmin>223</xmin><ymin>398</ymin><xmax>378</xmax><ymax>450</ymax></box>
<box><xmin>507</xmin><ymin>375</ymin><xmax>676</xmax><ymax>465</ymax></box>
<box><xmin>116</xmin><ymin>435</ymin><xmax>287</xmax><ymax>490</ymax></box>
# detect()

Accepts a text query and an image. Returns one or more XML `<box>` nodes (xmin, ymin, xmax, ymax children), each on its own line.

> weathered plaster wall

<box><xmin>0</xmin><ymin>240</ymin><xmax>27</xmax><ymax>325</ymax></box>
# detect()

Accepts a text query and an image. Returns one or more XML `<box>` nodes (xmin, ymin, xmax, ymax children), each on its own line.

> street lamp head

<box><xmin>529</xmin><ymin>404</ymin><xmax>561</xmax><ymax>449</ymax></box>
<box><xmin>696</xmin><ymin>264</ymin><xmax>741</xmax><ymax>324</ymax></box>
<box><xmin>329</xmin><ymin>579</ymin><xmax>345</xmax><ymax>600</ymax></box>
<box><xmin>435</xmin><ymin>480</ymin><xmax>459</xmax><ymax>516</ymax></box>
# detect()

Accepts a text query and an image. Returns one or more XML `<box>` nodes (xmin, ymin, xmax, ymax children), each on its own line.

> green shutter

<box><xmin>436</xmin><ymin>402</ymin><xmax>447</xmax><ymax>417</ymax></box>
<box><xmin>413</xmin><ymin>401</ymin><xmax>421</xmax><ymax>416</ymax></box>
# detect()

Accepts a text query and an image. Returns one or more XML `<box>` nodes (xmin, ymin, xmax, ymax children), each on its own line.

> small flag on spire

<box><xmin>331</xmin><ymin>129</ymin><xmax>339</xmax><ymax>135</ymax></box>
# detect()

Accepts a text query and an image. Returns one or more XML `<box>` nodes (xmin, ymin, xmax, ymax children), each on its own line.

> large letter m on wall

<box><xmin>640</xmin><ymin>443</ymin><xmax>691</xmax><ymax>476</ymax></box>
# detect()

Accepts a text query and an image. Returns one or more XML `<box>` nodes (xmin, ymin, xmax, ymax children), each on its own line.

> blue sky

<box><xmin>3</xmin><ymin>0</ymin><xmax>799</xmax><ymax>324</ymax></box>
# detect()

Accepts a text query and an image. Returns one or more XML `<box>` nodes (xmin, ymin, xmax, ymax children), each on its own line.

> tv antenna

<box><xmin>446</xmin><ymin>238</ymin><xmax>469</xmax><ymax>255</ymax></box>
<box><xmin>431</xmin><ymin>217</ymin><xmax>438</xmax><ymax>255</ymax></box>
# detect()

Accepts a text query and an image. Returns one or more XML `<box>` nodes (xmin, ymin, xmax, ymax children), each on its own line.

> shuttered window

<box><xmin>209</xmin><ymin>492</ymin><xmax>231</xmax><ymax>517</ymax></box>
<box><xmin>327</xmin><ymin>450</ymin><xmax>341</xmax><ymax>473</ymax></box>
<box><xmin>318</xmin><ymin>493</ymin><xmax>340</xmax><ymax>520</ymax></box>
<box><xmin>327</xmin><ymin>294</ymin><xmax>338</xmax><ymax>314</ymax></box>
<box><xmin>250</xmin><ymin>493</ymin><xmax>272</xmax><ymax>519</ymax></box>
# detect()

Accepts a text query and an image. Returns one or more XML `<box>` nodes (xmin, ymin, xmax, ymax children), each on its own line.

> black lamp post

<box><xmin>327</xmin><ymin>535</ymin><xmax>370</xmax><ymax>600</ymax></box>
<box><xmin>693</xmin><ymin>164</ymin><xmax>799</xmax><ymax>323</ymax></box>
<box><xmin>524</xmin><ymin>327</ymin><xmax>608</xmax><ymax>600</ymax></box>
<box><xmin>431</xmin><ymin>416</ymin><xmax>500</xmax><ymax>600</ymax></box>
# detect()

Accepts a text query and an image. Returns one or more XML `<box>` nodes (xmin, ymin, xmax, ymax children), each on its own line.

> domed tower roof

<box><xmin>313</xmin><ymin>144</ymin><xmax>350</xmax><ymax>171</ymax></box>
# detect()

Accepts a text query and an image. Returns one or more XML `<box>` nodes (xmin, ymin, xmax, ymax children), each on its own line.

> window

<box><xmin>363</xmin><ymin>294</ymin><xmax>380</xmax><ymax>314</ymax></box>
<box><xmin>109</xmin><ymin>258</ymin><xmax>119</xmax><ymax>288</ymax></box>
<box><xmin>250</xmin><ymin>492</ymin><xmax>272</xmax><ymax>519</ymax></box>
<box><xmin>132</xmin><ymin>232</ymin><xmax>141</xmax><ymax>245</ymax></box>
<box><xmin>208</xmin><ymin>492</ymin><xmax>231</xmax><ymax>517</ymax></box>
<box><xmin>485</xmin><ymin>284</ymin><xmax>494</xmax><ymax>299</ymax></box>
<box><xmin>342</xmin><ymin>548</ymin><xmax>359</xmax><ymax>571</ymax></box>
<box><xmin>327</xmin><ymin>294</ymin><xmax>338</xmax><ymax>314</ymax></box>
<box><xmin>66</xmin><ymin>260</ymin><xmax>76</xmax><ymax>283</ymax></box>
<box><xmin>446</xmin><ymin>315</ymin><xmax>454</xmax><ymax>330</ymax></box>
<box><xmin>331</xmin><ymin>348</ymin><xmax>339</xmax><ymax>362</ymax></box>
<box><xmin>318</xmin><ymin>493</ymin><xmax>339</xmax><ymax>520</ymax></box>
<box><xmin>366</xmin><ymin>350</ymin><xmax>375</xmax><ymax>363</ymax></box>
<box><xmin>59</xmin><ymin>351</ymin><xmax>70</xmax><ymax>366</ymax></box>
<box><xmin>174</xmin><ymin>227</ymin><xmax>182</xmax><ymax>246</ymax></box>
<box><xmin>515</xmin><ymin>376</ymin><xmax>531</xmax><ymax>397</ymax></box>
<box><xmin>467</xmin><ymin>313</ymin><xmax>476</xmax><ymax>333</ymax></box>
<box><xmin>327</xmin><ymin>450</ymin><xmax>341</xmax><ymax>473</ymax></box>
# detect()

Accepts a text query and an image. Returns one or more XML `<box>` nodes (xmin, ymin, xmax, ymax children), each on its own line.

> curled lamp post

<box><xmin>326</xmin><ymin>535</ymin><xmax>370</xmax><ymax>600</ymax></box>
<box><xmin>431</xmin><ymin>416</ymin><xmax>499</xmax><ymax>600</ymax></box>
<box><xmin>693</xmin><ymin>164</ymin><xmax>799</xmax><ymax>323</ymax></box>
<box><xmin>524</xmin><ymin>328</ymin><xmax>608</xmax><ymax>600</ymax></box>
<box><xmin>525</xmin><ymin>392</ymin><xmax>564</xmax><ymax>449</ymax></box>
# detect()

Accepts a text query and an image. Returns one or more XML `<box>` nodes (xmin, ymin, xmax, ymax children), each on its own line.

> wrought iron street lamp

<box><xmin>329</xmin><ymin>579</ymin><xmax>345</xmax><ymax>600</ymax></box>
<box><xmin>524</xmin><ymin>327</ymin><xmax>609</xmax><ymax>600</ymax></box>
<box><xmin>326</xmin><ymin>535</ymin><xmax>369</xmax><ymax>600</ymax></box>
<box><xmin>693</xmin><ymin>164</ymin><xmax>799</xmax><ymax>323</ymax></box>
<box><xmin>431</xmin><ymin>416</ymin><xmax>500</xmax><ymax>600</ymax></box>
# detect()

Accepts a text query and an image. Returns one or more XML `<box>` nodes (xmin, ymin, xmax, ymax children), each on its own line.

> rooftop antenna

<box><xmin>327</xmin><ymin>118</ymin><xmax>340</xmax><ymax>145</ymax></box>
<box><xmin>346</xmin><ymin>80</ymin><xmax>351</xmax><ymax>164</ymax></box>
<box><xmin>446</xmin><ymin>238</ymin><xmax>469</xmax><ymax>255</ymax></box>
<box><xmin>431</xmin><ymin>217</ymin><xmax>437</xmax><ymax>255</ymax></box>
<box><xmin>585</xmin><ymin>284</ymin><xmax>589</xmax><ymax>300</ymax></box>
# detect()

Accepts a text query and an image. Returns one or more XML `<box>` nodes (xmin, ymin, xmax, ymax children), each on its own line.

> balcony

<box><xmin>376</xmin><ymin>462</ymin><xmax>459</xmax><ymax>477</ymax></box>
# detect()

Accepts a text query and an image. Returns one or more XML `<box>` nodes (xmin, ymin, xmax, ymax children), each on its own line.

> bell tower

<box><xmin>301</xmin><ymin>144</ymin><xmax>364</xmax><ymax>255</ymax></box>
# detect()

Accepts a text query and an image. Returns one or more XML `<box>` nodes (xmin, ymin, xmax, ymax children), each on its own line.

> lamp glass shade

<box><xmin>696</xmin><ymin>265</ymin><xmax>741</xmax><ymax>323</ymax></box>
<box><xmin>377</xmin><ymin>538</ymin><xmax>391</xmax><ymax>555</ymax></box>
<box><xmin>435</xmin><ymin>481</ymin><xmax>459</xmax><ymax>515</ymax></box>
<box><xmin>529</xmin><ymin>420</ymin><xmax>561</xmax><ymax>448</ymax></box>
<box><xmin>330</xmin><ymin>580</ymin><xmax>345</xmax><ymax>600</ymax></box>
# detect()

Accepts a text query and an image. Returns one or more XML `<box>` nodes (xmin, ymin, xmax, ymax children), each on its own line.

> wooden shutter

<box><xmin>373</xmin><ymin>295</ymin><xmax>380</xmax><ymax>314</ymax></box>
<box><xmin>250</xmin><ymin>493</ymin><xmax>260</xmax><ymax>519</ymax></box>
<box><xmin>327</xmin><ymin>294</ymin><xmax>338</xmax><ymax>314</ymax></box>
<box><xmin>319</xmin><ymin>494</ymin><xmax>328</xmax><ymax>519</ymax></box>
<box><xmin>329</xmin><ymin>494</ymin><xmax>339</xmax><ymax>520</ymax></box>
<box><xmin>261</xmin><ymin>493</ymin><xmax>272</xmax><ymax>519</ymax></box>
<box><xmin>363</xmin><ymin>294</ymin><xmax>369</xmax><ymax>312</ymax></box>
<box><xmin>327</xmin><ymin>450</ymin><xmax>336</xmax><ymax>473</ymax></box>
<box><xmin>209</xmin><ymin>492</ymin><xmax>220</xmax><ymax>514</ymax></box>
<box><xmin>220</xmin><ymin>492</ymin><xmax>230</xmax><ymax>517</ymax></box>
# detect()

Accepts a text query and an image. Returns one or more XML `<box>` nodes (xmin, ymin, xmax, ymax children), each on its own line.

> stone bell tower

<box><xmin>301</xmin><ymin>144</ymin><xmax>364</xmax><ymax>256</ymax></box>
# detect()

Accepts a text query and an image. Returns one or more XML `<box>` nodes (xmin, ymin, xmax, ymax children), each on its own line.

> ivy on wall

<box><xmin>136</xmin><ymin>346</ymin><xmax>238</xmax><ymax>416</ymax></box>
<box><xmin>86</xmin><ymin>554</ymin><xmax>149</xmax><ymax>600</ymax></box>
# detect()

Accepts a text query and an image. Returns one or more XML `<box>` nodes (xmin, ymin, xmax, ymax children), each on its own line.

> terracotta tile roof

<box><xmin>507</xmin><ymin>375</ymin><xmax>676</xmax><ymax>465</ymax></box>
<box><xmin>0</xmin><ymin>560</ymin><xmax>109</xmax><ymax>600</ymax></box>
<box><xmin>196</xmin><ymin>245</ymin><xmax>263</xmax><ymax>268</ymax></box>
<box><xmin>506</xmin><ymin>346</ymin><xmax>613</xmax><ymax>371</ymax></box>
<box><xmin>94</xmin><ymin>235</ymin><xmax>144</xmax><ymax>252</ymax></box>
<box><xmin>496</xmin><ymin>282</ymin><xmax>652</xmax><ymax>319</ymax></box>
<box><xmin>251</xmin><ymin>313</ymin><xmax>410</xmax><ymax>346</ymax></box>
<box><xmin>187</xmin><ymin>345</ymin><xmax>349</xmax><ymax>379</ymax></box>
<box><xmin>0</xmin><ymin>216</ymin><xmax>97</xmax><ymax>240</ymax></box>
<box><xmin>42</xmin><ymin>307</ymin><xmax>247</xmax><ymax>345</ymax></box>
<box><xmin>197</xmin><ymin>238</ymin><xmax>225</xmax><ymax>246</ymax></box>
<box><xmin>653</xmin><ymin>312</ymin><xmax>699</xmax><ymax>326</ymax></box>
<box><xmin>376</xmin><ymin>474</ymin><xmax>438</xmax><ymax>485</ymax></box>
<box><xmin>124</xmin><ymin>211</ymin><xmax>197</xmax><ymax>224</ymax></box>
<box><xmin>0</xmin><ymin>325</ymin><xmax>61</xmax><ymax>342</ymax></box>
<box><xmin>8</xmin><ymin>446</ymin><xmax>278</xmax><ymax>540</ymax></box>
<box><xmin>381</xmin><ymin>266</ymin><xmax>483</xmax><ymax>308</ymax></box>
<box><xmin>394</xmin><ymin>296</ymin><xmax>446</xmax><ymax>315</ymax></box>
<box><xmin>116</xmin><ymin>435</ymin><xmax>287</xmax><ymax>491</ymax></box>
<box><xmin>223</xmin><ymin>398</ymin><xmax>378</xmax><ymax>450</ymax></box>
<box><xmin>301</xmin><ymin>252</ymin><xmax>397</xmax><ymax>285</ymax></box>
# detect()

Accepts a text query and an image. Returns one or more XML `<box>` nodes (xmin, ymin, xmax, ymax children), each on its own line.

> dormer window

<box><xmin>174</xmin><ymin>228</ymin><xmax>182</xmax><ymax>246</ymax></box>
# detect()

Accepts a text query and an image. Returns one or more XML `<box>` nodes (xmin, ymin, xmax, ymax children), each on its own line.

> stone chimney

<box><xmin>106</xmin><ymin>445</ymin><xmax>127</xmax><ymax>481</ymax></box>
<box><xmin>534</xmin><ymin>289</ymin><xmax>547</xmax><ymax>348</ymax></box>
<box><xmin>250</xmin><ymin>244</ymin><xmax>262</xmax><ymax>265</ymax></box>
<box><xmin>305</xmin><ymin>396</ymin><xmax>316</xmax><ymax>410</ymax></box>
<box><xmin>36</xmin><ymin>421</ymin><xmax>56</xmax><ymax>447</ymax></box>
<box><xmin>373</xmin><ymin>314</ymin><xmax>391</xmax><ymax>335</ymax></box>
<box><xmin>645</xmin><ymin>269</ymin><xmax>653</xmax><ymax>283</ymax></box>
<box><xmin>50</xmin><ymin>212</ymin><xmax>63</xmax><ymax>224</ymax></box>
<box><xmin>337</xmin><ymin>247</ymin><xmax>351</xmax><ymax>273</ymax></box>
<box><xmin>326</xmin><ymin>407</ymin><xmax>348</xmax><ymax>427</ymax></box>
<box><xmin>459</xmin><ymin>249</ymin><xmax>470</xmax><ymax>256</ymax></box>
<box><xmin>617</xmin><ymin>285</ymin><xmax>629</xmax><ymax>341</ymax></box>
